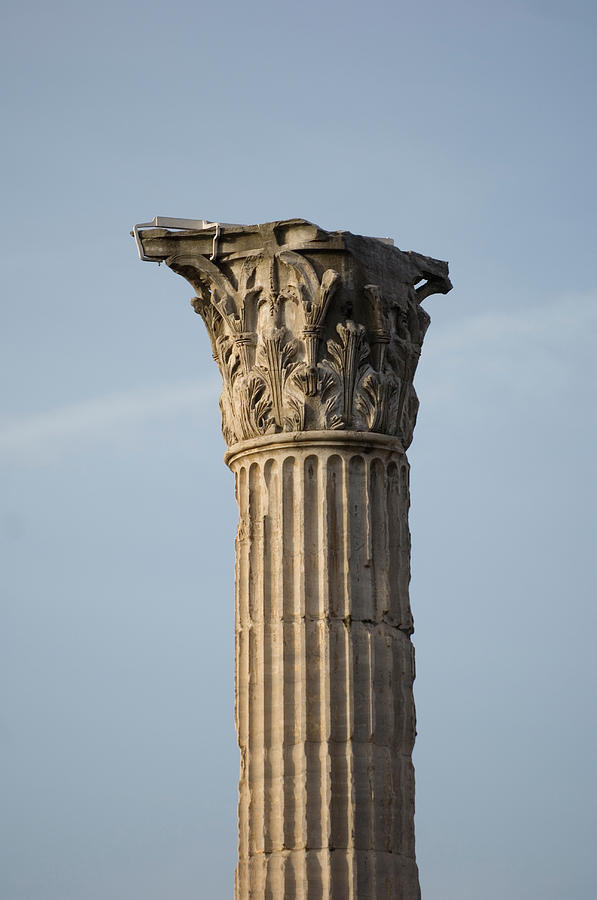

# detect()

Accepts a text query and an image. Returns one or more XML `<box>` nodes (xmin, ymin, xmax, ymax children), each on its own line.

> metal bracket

<box><xmin>133</xmin><ymin>217</ymin><xmax>240</xmax><ymax>263</ymax></box>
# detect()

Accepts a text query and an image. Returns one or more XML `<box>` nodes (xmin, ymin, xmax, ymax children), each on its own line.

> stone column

<box><xmin>135</xmin><ymin>219</ymin><xmax>451</xmax><ymax>899</ymax></box>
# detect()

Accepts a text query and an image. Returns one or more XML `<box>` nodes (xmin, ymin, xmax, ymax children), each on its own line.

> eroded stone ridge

<box><xmin>138</xmin><ymin>219</ymin><xmax>451</xmax><ymax>448</ymax></box>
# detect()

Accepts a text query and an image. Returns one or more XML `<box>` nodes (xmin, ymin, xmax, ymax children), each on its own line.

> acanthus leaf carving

<box><xmin>356</xmin><ymin>372</ymin><xmax>397</xmax><ymax>435</ymax></box>
<box><xmin>320</xmin><ymin>321</ymin><xmax>372</xmax><ymax>429</ymax></box>
<box><xmin>171</xmin><ymin>221</ymin><xmax>451</xmax><ymax>447</ymax></box>
<box><xmin>215</xmin><ymin>334</ymin><xmax>240</xmax><ymax>445</ymax></box>
<box><xmin>279</xmin><ymin>251</ymin><xmax>340</xmax><ymax>396</ymax></box>
<box><xmin>236</xmin><ymin>371</ymin><xmax>272</xmax><ymax>441</ymax></box>
<box><xmin>255</xmin><ymin>327</ymin><xmax>305</xmax><ymax>432</ymax></box>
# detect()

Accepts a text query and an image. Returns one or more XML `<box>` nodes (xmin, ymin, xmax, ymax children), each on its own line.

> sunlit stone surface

<box><xmin>136</xmin><ymin>219</ymin><xmax>451</xmax><ymax>899</ymax></box>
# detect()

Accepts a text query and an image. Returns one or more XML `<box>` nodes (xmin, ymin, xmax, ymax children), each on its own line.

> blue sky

<box><xmin>1</xmin><ymin>1</ymin><xmax>596</xmax><ymax>897</ymax></box>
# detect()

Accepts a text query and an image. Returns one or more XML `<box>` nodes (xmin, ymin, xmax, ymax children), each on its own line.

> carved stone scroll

<box><xmin>140</xmin><ymin>219</ymin><xmax>451</xmax><ymax>451</ymax></box>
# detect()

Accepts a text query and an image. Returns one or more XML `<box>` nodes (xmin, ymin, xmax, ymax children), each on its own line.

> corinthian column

<box><xmin>134</xmin><ymin>218</ymin><xmax>451</xmax><ymax>899</ymax></box>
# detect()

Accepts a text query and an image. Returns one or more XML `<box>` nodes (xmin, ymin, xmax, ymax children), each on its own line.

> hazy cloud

<box><xmin>0</xmin><ymin>378</ymin><xmax>220</xmax><ymax>464</ymax></box>
<box><xmin>429</xmin><ymin>291</ymin><xmax>596</xmax><ymax>353</ymax></box>
<box><xmin>420</xmin><ymin>291</ymin><xmax>597</xmax><ymax>406</ymax></box>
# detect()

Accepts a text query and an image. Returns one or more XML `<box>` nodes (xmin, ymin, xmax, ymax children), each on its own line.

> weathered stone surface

<box><xmin>138</xmin><ymin>219</ymin><xmax>451</xmax><ymax>450</ymax></box>
<box><xmin>229</xmin><ymin>434</ymin><xmax>418</xmax><ymax>899</ymax></box>
<box><xmin>134</xmin><ymin>219</ymin><xmax>451</xmax><ymax>899</ymax></box>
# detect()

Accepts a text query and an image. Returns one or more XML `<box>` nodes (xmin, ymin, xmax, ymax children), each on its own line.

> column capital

<box><xmin>137</xmin><ymin>219</ymin><xmax>452</xmax><ymax>450</ymax></box>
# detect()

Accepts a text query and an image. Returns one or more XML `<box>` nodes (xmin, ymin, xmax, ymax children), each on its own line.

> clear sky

<box><xmin>1</xmin><ymin>1</ymin><xmax>596</xmax><ymax>898</ymax></box>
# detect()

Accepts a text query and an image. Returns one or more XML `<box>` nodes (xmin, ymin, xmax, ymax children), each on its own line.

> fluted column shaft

<box><xmin>134</xmin><ymin>216</ymin><xmax>452</xmax><ymax>898</ymax></box>
<box><xmin>228</xmin><ymin>432</ymin><xmax>419</xmax><ymax>900</ymax></box>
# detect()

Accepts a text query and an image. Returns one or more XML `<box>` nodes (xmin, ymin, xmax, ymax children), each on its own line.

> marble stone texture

<box><xmin>229</xmin><ymin>433</ymin><xmax>418</xmax><ymax>899</ymax></box>
<box><xmin>134</xmin><ymin>219</ymin><xmax>451</xmax><ymax>898</ymax></box>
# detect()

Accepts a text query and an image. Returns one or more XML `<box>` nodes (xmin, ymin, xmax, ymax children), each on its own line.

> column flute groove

<box><xmin>134</xmin><ymin>217</ymin><xmax>451</xmax><ymax>898</ymax></box>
